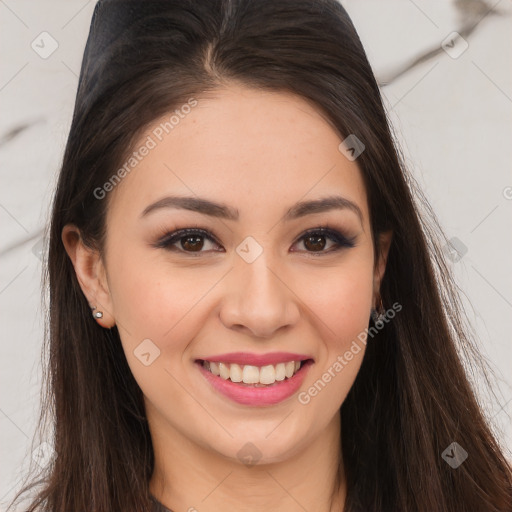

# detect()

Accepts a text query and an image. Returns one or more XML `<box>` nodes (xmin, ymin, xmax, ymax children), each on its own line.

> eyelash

<box><xmin>153</xmin><ymin>225</ymin><xmax>356</xmax><ymax>257</ymax></box>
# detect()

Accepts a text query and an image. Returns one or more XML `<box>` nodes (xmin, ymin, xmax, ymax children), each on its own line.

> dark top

<box><xmin>150</xmin><ymin>495</ymin><xmax>173</xmax><ymax>512</ymax></box>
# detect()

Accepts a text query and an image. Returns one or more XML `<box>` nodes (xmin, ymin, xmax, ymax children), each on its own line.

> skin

<box><xmin>63</xmin><ymin>83</ymin><xmax>392</xmax><ymax>512</ymax></box>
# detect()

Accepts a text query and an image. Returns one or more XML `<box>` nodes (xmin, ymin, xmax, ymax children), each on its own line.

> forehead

<box><xmin>107</xmin><ymin>84</ymin><xmax>369</xmax><ymax>227</ymax></box>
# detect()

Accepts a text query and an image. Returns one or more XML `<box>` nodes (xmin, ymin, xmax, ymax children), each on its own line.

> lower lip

<box><xmin>196</xmin><ymin>360</ymin><xmax>313</xmax><ymax>406</ymax></box>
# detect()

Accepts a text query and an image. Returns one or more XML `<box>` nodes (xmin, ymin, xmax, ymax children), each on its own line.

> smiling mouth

<box><xmin>196</xmin><ymin>359</ymin><xmax>313</xmax><ymax>387</ymax></box>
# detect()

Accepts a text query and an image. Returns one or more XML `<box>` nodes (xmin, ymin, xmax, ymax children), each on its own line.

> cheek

<box><xmin>106</xmin><ymin>246</ymin><xmax>204</xmax><ymax>402</ymax></box>
<box><xmin>105</xmin><ymin>247</ymin><xmax>210</xmax><ymax>393</ymax></box>
<box><xmin>295</xmin><ymin>255</ymin><xmax>374</xmax><ymax>342</ymax></box>
<box><xmin>108</xmin><ymin>241</ymin><xmax>204</xmax><ymax>337</ymax></box>
<box><xmin>294</xmin><ymin>256</ymin><xmax>373</xmax><ymax>407</ymax></box>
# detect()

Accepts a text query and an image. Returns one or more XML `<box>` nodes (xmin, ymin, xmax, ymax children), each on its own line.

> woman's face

<box><xmin>69</xmin><ymin>83</ymin><xmax>390</xmax><ymax>464</ymax></box>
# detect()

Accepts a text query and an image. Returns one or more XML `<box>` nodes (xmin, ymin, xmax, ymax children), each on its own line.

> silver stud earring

<box><xmin>91</xmin><ymin>306</ymin><xmax>103</xmax><ymax>319</ymax></box>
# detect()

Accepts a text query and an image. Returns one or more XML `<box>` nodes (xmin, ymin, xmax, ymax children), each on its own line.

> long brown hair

<box><xmin>11</xmin><ymin>0</ymin><xmax>512</xmax><ymax>510</ymax></box>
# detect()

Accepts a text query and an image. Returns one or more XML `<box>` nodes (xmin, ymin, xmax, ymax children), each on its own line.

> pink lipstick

<box><xmin>195</xmin><ymin>352</ymin><xmax>314</xmax><ymax>406</ymax></box>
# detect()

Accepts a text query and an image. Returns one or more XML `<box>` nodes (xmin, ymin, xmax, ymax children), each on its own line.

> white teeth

<box><xmin>202</xmin><ymin>359</ymin><xmax>305</xmax><ymax>385</ymax></box>
<box><xmin>242</xmin><ymin>365</ymin><xmax>260</xmax><ymax>384</ymax></box>
<box><xmin>259</xmin><ymin>364</ymin><xmax>276</xmax><ymax>384</ymax></box>
<box><xmin>284</xmin><ymin>361</ymin><xmax>295</xmax><ymax>378</ymax></box>
<box><xmin>209</xmin><ymin>361</ymin><xmax>220</xmax><ymax>376</ymax></box>
<box><xmin>275</xmin><ymin>363</ymin><xmax>286</xmax><ymax>381</ymax></box>
<box><xmin>219</xmin><ymin>362</ymin><xmax>230</xmax><ymax>380</ymax></box>
<box><xmin>230</xmin><ymin>363</ymin><xmax>243</xmax><ymax>383</ymax></box>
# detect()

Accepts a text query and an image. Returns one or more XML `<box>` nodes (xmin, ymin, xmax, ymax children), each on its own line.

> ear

<box><xmin>61</xmin><ymin>224</ymin><xmax>115</xmax><ymax>328</ymax></box>
<box><xmin>373</xmin><ymin>230</ymin><xmax>393</xmax><ymax>302</ymax></box>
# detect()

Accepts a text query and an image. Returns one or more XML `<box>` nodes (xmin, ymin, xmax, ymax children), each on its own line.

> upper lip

<box><xmin>197</xmin><ymin>352</ymin><xmax>313</xmax><ymax>366</ymax></box>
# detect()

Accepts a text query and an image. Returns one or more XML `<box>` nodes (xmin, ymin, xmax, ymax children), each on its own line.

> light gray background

<box><xmin>1</xmin><ymin>0</ymin><xmax>511</xmax><ymax>508</ymax></box>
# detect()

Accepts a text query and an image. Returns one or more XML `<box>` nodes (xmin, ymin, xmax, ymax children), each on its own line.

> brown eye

<box><xmin>180</xmin><ymin>234</ymin><xmax>205</xmax><ymax>252</ymax></box>
<box><xmin>293</xmin><ymin>228</ymin><xmax>356</xmax><ymax>254</ymax></box>
<box><xmin>155</xmin><ymin>228</ymin><xmax>221</xmax><ymax>254</ymax></box>
<box><xmin>302</xmin><ymin>233</ymin><xmax>327</xmax><ymax>252</ymax></box>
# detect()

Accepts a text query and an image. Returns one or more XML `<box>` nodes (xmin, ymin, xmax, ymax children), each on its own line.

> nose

<box><xmin>219</xmin><ymin>252</ymin><xmax>300</xmax><ymax>339</ymax></box>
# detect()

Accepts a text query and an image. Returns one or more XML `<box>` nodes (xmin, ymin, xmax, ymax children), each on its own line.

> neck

<box><xmin>148</xmin><ymin>407</ymin><xmax>346</xmax><ymax>512</ymax></box>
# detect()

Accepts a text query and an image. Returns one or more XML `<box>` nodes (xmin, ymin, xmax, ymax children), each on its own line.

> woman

<box><xmin>12</xmin><ymin>0</ymin><xmax>512</xmax><ymax>511</ymax></box>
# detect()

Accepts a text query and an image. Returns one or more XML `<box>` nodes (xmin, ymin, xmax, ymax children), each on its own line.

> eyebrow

<box><xmin>140</xmin><ymin>194</ymin><xmax>363</xmax><ymax>224</ymax></box>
